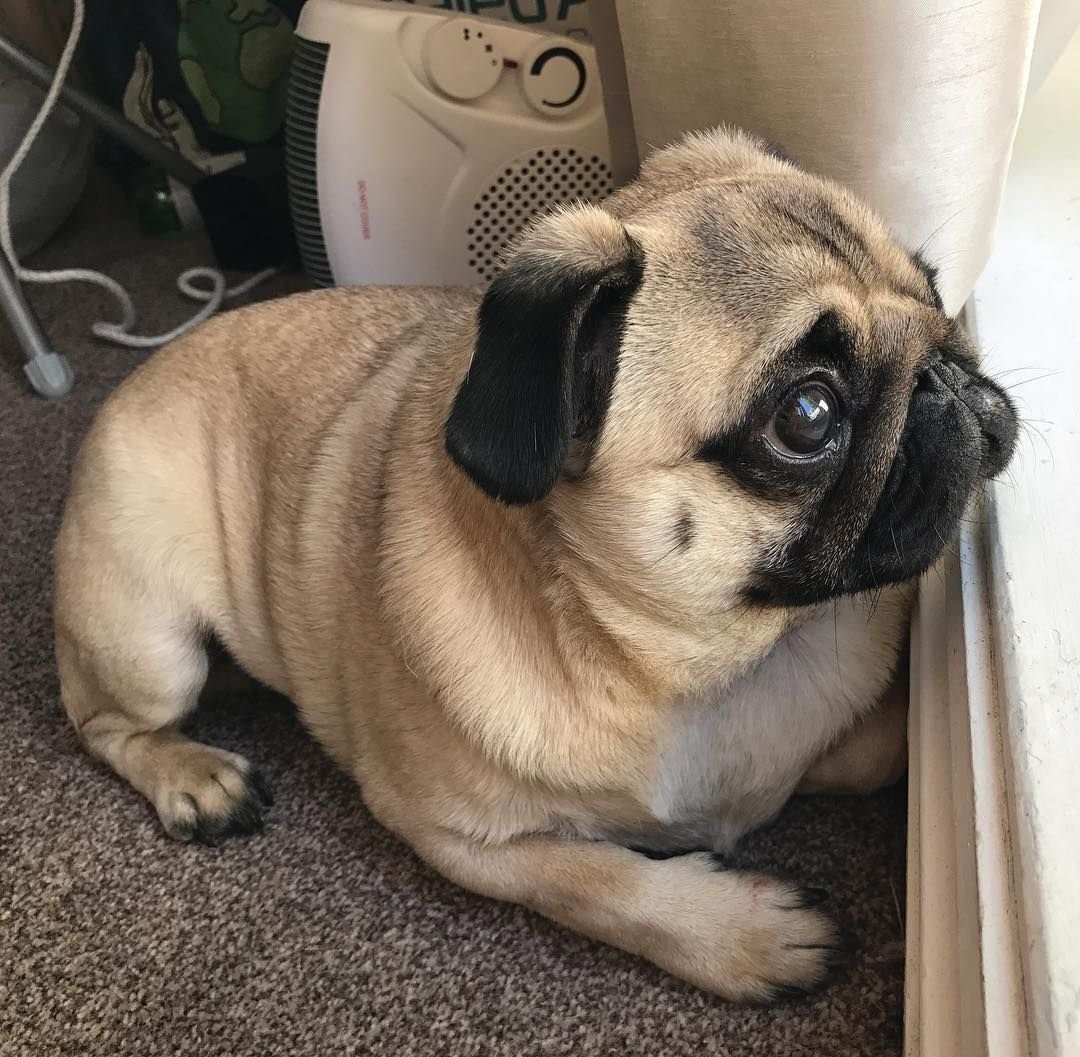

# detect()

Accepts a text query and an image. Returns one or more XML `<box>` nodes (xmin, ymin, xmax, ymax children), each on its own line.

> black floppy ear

<box><xmin>445</xmin><ymin>205</ymin><xmax>644</xmax><ymax>505</ymax></box>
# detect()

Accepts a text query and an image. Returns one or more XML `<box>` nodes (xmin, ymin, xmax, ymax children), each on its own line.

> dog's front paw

<box><xmin>643</xmin><ymin>854</ymin><xmax>850</xmax><ymax>1002</ymax></box>
<box><xmin>149</xmin><ymin>742</ymin><xmax>273</xmax><ymax>844</ymax></box>
<box><xmin>735</xmin><ymin>878</ymin><xmax>852</xmax><ymax>1003</ymax></box>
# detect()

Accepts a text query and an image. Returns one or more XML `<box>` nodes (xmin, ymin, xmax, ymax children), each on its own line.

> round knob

<box><xmin>522</xmin><ymin>43</ymin><xmax>588</xmax><ymax>116</ymax></box>
<box><xmin>425</xmin><ymin>19</ymin><xmax>503</xmax><ymax>101</ymax></box>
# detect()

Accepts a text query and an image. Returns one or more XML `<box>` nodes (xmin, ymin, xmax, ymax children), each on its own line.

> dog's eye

<box><xmin>766</xmin><ymin>382</ymin><xmax>839</xmax><ymax>458</ymax></box>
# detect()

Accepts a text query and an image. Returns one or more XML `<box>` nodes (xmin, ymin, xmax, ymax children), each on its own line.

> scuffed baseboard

<box><xmin>905</xmin><ymin>517</ymin><xmax>1030</xmax><ymax>1057</ymax></box>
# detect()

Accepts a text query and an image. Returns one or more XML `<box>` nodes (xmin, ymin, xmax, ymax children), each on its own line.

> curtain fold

<box><xmin>599</xmin><ymin>0</ymin><xmax>1075</xmax><ymax>314</ymax></box>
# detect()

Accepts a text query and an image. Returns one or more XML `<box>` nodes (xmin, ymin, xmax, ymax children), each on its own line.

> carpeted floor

<box><xmin>1</xmin><ymin>174</ymin><xmax>907</xmax><ymax>1057</ymax></box>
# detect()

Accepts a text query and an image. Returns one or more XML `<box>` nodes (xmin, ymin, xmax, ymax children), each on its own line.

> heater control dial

<box><xmin>425</xmin><ymin>18</ymin><xmax>503</xmax><ymax>101</ymax></box>
<box><xmin>521</xmin><ymin>42</ymin><xmax>588</xmax><ymax>116</ymax></box>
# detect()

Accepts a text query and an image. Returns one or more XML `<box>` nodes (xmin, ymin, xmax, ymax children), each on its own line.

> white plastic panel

<box><xmin>296</xmin><ymin>0</ymin><xmax>611</xmax><ymax>286</ymax></box>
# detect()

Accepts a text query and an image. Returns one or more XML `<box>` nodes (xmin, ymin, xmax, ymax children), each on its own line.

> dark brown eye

<box><xmin>766</xmin><ymin>382</ymin><xmax>838</xmax><ymax>457</ymax></box>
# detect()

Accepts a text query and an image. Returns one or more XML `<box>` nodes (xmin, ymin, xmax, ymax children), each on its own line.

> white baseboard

<box><xmin>905</xmin><ymin>520</ymin><xmax>1031</xmax><ymax>1057</ymax></box>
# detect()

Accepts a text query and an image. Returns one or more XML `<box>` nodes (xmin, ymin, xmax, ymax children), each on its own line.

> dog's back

<box><xmin>58</xmin><ymin>285</ymin><xmax>469</xmax><ymax>681</ymax></box>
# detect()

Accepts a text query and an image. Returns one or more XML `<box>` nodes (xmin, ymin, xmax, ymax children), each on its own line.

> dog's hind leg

<box><xmin>54</xmin><ymin>426</ymin><xmax>271</xmax><ymax>843</ymax></box>
<box><xmin>797</xmin><ymin>664</ymin><xmax>909</xmax><ymax>797</ymax></box>
<box><xmin>55</xmin><ymin>569</ymin><xmax>271</xmax><ymax>842</ymax></box>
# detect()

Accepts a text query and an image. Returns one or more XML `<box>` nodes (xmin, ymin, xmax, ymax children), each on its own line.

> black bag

<box><xmin>81</xmin><ymin>0</ymin><xmax>305</xmax><ymax>175</ymax></box>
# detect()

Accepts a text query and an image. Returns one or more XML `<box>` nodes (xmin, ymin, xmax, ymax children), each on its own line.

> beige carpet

<box><xmin>0</xmin><ymin>174</ymin><xmax>907</xmax><ymax>1057</ymax></box>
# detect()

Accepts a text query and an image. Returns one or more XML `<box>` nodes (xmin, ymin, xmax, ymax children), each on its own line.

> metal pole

<box><xmin>0</xmin><ymin>30</ymin><xmax>206</xmax><ymax>188</ymax></box>
<box><xmin>0</xmin><ymin>251</ymin><xmax>73</xmax><ymax>398</ymax></box>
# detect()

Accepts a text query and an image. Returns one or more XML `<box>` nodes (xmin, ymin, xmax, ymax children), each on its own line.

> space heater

<box><xmin>285</xmin><ymin>0</ymin><xmax>613</xmax><ymax>286</ymax></box>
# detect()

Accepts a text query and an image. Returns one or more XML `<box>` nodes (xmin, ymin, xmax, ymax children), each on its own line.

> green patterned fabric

<box><xmin>82</xmin><ymin>0</ymin><xmax>304</xmax><ymax>173</ymax></box>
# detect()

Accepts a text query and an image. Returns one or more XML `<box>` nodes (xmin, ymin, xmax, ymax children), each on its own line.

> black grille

<box><xmin>467</xmin><ymin>148</ymin><xmax>612</xmax><ymax>282</ymax></box>
<box><xmin>285</xmin><ymin>37</ymin><xmax>334</xmax><ymax>287</ymax></box>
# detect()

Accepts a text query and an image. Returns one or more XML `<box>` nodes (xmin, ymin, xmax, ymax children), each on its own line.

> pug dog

<box><xmin>54</xmin><ymin>128</ymin><xmax>1017</xmax><ymax>1002</ymax></box>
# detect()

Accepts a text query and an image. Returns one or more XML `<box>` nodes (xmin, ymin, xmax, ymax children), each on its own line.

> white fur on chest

<box><xmin>642</xmin><ymin>590</ymin><xmax>909</xmax><ymax>852</ymax></box>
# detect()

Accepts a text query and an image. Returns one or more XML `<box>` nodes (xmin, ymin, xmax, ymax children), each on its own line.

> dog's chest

<box><xmin>613</xmin><ymin>597</ymin><xmax>904</xmax><ymax>853</ymax></box>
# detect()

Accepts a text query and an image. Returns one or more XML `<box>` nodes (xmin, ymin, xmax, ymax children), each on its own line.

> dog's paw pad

<box><xmin>778</xmin><ymin>884</ymin><xmax>830</xmax><ymax>910</ymax></box>
<box><xmin>153</xmin><ymin>746</ymin><xmax>272</xmax><ymax>844</ymax></box>
<box><xmin>727</xmin><ymin>874</ymin><xmax>849</xmax><ymax>1001</ymax></box>
<box><xmin>745</xmin><ymin>884</ymin><xmax>853</xmax><ymax>999</ymax></box>
<box><xmin>763</xmin><ymin>982</ymin><xmax>816</xmax><ymax>1004</ymax></box>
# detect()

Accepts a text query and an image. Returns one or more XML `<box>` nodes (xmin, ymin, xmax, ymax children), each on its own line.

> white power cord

<box><xmin>0</xmin><ymin>0</ymin><xmax>275</xmax><ymax>351</ymax></box>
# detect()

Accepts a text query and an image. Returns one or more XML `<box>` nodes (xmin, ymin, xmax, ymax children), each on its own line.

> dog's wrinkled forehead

<box><xmin>692</xmin><ymin>185</ymin><xmax>939</xmax><ymax>315</ymax></box>
<box><xmin>609</xmin><ymin>127</ymin><xmax>942</xmax><ymax>326</ymax></box>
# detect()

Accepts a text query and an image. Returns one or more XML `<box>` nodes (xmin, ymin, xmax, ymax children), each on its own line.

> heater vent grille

<box><xmin>286</xmin><ymin>37</ymin><xmax>334</xmax><ymax>287</ymax></box>
<box><xmin>468</xmin><ymin>148</ymin><xmax>613</xmax><ymax>283</ymax></box>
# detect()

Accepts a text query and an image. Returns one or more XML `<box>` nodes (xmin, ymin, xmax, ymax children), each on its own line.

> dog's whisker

<box><xmin>992</xmin><ymin>365</ymin><xmax>1050</xmax><ymax>380</ymax></box>
<box><xmin>1017</xmin><ymin>418</ymin><xmax>1055</xmax><ymax>468</ymax></box>
<box><xmin>916</xmin><ymin>205</ymin><xmax>969</xmax><ymax>257</ymax></box>
<box><xmin>1000</xmin><ymin>371</ymin><xmax>1062</xmax><ymax>392</ymax></box>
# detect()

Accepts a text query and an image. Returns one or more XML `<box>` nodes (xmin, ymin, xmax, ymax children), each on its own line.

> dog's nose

<box><xmin>973</xmin><ymin>383</ymin><xmax>1019</xmax><ymax>478</ymax></box>
<box><xmin>913</xmin><ymin>358</ymin><xmax>1019</xmax><ymax>478</ymax></box>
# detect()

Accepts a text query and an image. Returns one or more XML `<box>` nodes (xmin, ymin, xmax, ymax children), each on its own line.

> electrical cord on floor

<box><xmin>0</xmin><ymin>0</ymin><xmax>275</xmax><ymax>351</ymax></box>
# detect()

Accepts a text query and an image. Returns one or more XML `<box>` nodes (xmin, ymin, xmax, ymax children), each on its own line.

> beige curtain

<box><xmin>595</xmin><ymin>0</ymin><xmax>1080</xmax><ymax>315</ymax></box>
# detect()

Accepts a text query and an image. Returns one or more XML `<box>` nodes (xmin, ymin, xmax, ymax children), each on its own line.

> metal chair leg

<box><xmin>0</xmin><ymin>252</ymin><xmax>73</xmax><ymax>398</ymax></box>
